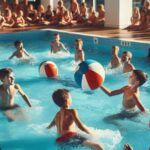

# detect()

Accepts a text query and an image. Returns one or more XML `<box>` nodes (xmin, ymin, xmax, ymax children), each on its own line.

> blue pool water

<box><xmin>0</xmin><ymin>29</ymin><xmax>150</xmax><ymax>150</ymax></box>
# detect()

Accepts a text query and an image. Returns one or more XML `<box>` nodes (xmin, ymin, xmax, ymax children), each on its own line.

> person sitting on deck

<box><xmin>59</xmin><ymin>10</ymin><xmax>74</xmax><ymax>25</ymax></box>
<box><xmin>126</xmin><ymin>7</ymin><xmax>141</xmax><ymax>30</ymax></box>
<box><xmin>56</xmin><ymin>0</ymin><xmax>66</xmax><ymax>24</ymax></box>
<box><xmin>44</xmin><ymin>5</ymin><xmax>53</xmax><ymax>22</ymax></box>
<box><xmin>3</xmin><ymin>8</ymin><xmax>15</xmax><ymax>28</ymax></box>
<box><xmin>70</xmin><ymin>0</ymin><xmax>80</xmax><ymax>20</ymax></box>
<box><xmin>26</xmin><ymin>4</ymin><xmax>36</xmax><ymax>24</ymax></box>
<box><xmin>0</xmin><ymin>10</ymin><xmax>5</xmax><ymax>29</ymax></box>
<box><xmin>137</xmin><ymin>9</ymin><xmax>147</xmax><ymax>30</ymax></box>
<box><xmin>97</xmin><ymin>4</ymin><xmax>105</xmax><ymax>26</ymax></box>
<box><xmin>77</xmin><ymin>2</ymin><xmax>88</xmax><ymax>24</ymax></box>
<box><xmin>12</xmin><ymin>10</ymin><xmax>28</xmax><ymax>28</ymax></box>
<box><xmin>87</xmin><ymin>10</ymin><xmax>98</xmax><ymax>26</ymax></box>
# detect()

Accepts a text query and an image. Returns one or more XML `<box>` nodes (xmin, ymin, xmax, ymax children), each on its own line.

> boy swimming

<box><xmin>50</xmin><ymin>33</ymin><xmax>69</xmax><ymax>54</ymax></box>
<box><xmin>121</xmin><ymin>51</ymin><xmax>135</xmax><ymax>73</ymax></box>
<box><xmin>8</xmin><ymin>40</ymin><xmax>32</xmax><ymax>60</ymax></box>
<box><xmin>74</xmin><ymin>39</ymin><xmax>85</xmax><ymax>63</ymax></box>
<box><xmin>47</xmin><ymin>89</ymin><xmax>104</xmax><ymax>150</ymax></box>
<box><xmin>100</xmin><ymin>70</ymin><xmax>148</xmax><ymax>122</ymax></box>
<box><xmin>0</xmin><ymin>68</ymin><xmax>32</xmax><ymax>121</ymax></box>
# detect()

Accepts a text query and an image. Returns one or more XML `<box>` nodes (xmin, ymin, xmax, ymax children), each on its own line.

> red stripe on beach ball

<box><xmin>45</xmin><ymin>64</ymin><xmax>58</xmax><ymax>78</ymax></box>
<box><xmin>85</xmin><ymin>70</ymin><xmax>104</xmax><ymax>90</ymax></box>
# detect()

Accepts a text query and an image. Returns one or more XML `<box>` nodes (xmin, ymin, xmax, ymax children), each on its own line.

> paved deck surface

<box><xmin>0</xmin><ymin>25</ymin><xmax>150</xmax><ymax>43</ymax></box>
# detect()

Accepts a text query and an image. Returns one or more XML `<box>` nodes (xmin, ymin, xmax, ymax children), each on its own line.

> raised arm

<box><xmin>15</xmin><ymin>84</ymin><xmax>32</xmax><ymax>107</ymax></box>
<box><xmin>133</xmin><ymin>93</ymin><xmax>146</xmax><ymax>113</ymax></box>
<box><xmin>100</xmin><ymin>85</ymin><xmax>124</xmax><ymax>96</ymax></box>
<box><xmin>72</xmin><ymin>109</ymin><xmax>90</xmax><ymax>134</ymax></box>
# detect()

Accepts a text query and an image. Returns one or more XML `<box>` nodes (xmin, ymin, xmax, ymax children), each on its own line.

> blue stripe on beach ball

<box><xmin>74</xmin><ymin>70</ymin><xmax>83</xmax><ymax>87</ymax></box>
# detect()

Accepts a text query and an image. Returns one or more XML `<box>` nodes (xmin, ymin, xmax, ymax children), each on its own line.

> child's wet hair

<box><xmin>0</xmin><ymin>68</ymin><xmax>13</xmax><ymax>80</ymax></box>
<box><xmin>133</xmin><ymin>70</ymin><xmax>148</xmax><ymax>86</ymax></box>
<box><xmin>14</xmin><ymin>40</ymin><xmax>22</xmax><ymax>47</ymax></box>
<box><xmin>75</xmin><ymin>39</ymin><xmax>83</xmax><ymax>45</ymax></box>
<box><xmin>54</xmin><ymin>33</ymin><xmax>59</xmax><ymax>36</ymax></box>
<box><xmin>52</xmin><ymin>89</ymin><xmax>69</xmax><ymax>107</ymax></box>
<box><xmin>122</xmin><ymin>51</ymin><xmax>132</xmax><ymax>59</ymax></box>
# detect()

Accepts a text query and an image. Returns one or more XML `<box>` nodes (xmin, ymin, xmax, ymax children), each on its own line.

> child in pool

<box><xmin>8</xmin><ymin>40</ymin><xmax>32</xmax><ymax>60</ymax></box>
<box><xmin>124</xmin><ymin>144</ymin><xmax>133</xmax><ymax>150</ymax></box>
<box><xmin>47</xmin><ymin>89</ymin><xmax>104</xmax><ymax>150</ymax></box>
<box><xmin>50</xmin><ymin>33</ymin><xmax>69</xmax><ymax>54</ymax></box>
<box><xmin>110</xmin><ymin>45</ymin><xmax>121</xmax><ymax>68</ymax></box>
<box><xmin>0</xmin><ymin>68</ymin><xmax>32</xmax><ymax>121</ymax></box>
<box><xmin>74</xmin><ymin>38</ymin><xmax>85</xmax><ymax>63</ymax></box>
<box><xmin>100</xmin><ymin>70</ymin><xmax>148</xmax><ymax>123</ymax></box>
<box><xmin>121</xmin><ymin>51</ymin><xmax>135</xmax><ymax>73</ymax></box>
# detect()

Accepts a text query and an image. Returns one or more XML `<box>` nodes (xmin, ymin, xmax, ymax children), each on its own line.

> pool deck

<box><xmin>0</xmin><ymin>25</ymin><xmax>150</xmax><ymax>43</ymax></box>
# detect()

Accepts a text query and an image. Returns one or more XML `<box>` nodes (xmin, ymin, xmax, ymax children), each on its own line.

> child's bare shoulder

<box><xmin>122</xmin><ymin>85</ymin><xmax>130</xmax><ymax>91</ymax></box>
<box><xmin>64</xmin><ymin>109</ymin><xmax>77</xmax><ymax>114</ymax></box>
<box><xmin>14</xmin><ymin>84</ymin><xmax>21</xmax><ymax>89</ymax></box>
<box><xmin>69</xmin><ymin>109</ymin><xmax>78</xmax><ymax>115</ymax></box>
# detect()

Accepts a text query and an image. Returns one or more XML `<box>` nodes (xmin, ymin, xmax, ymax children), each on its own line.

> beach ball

<box><xmin>74</xmin><ymin>59</ymin><xmax>105</xmax><ymax>90</ymax></box>
<box><xmin>39</xmin><ymin>61</ymin><xmax>58</xmax><ymax>78</ymax></box>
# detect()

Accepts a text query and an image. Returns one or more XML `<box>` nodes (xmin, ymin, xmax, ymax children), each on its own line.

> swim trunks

<box><xmin>119</xmin><ymin>107</ymin><xmax>140</xmax><ymax>119</ymax></box>
<box><xmin>0</xmin><ymin>104</ymin><xmax>19</xmax><ymax>111</ymax></box>
<box><xmin>56</xmin><ymin>132</ymin><xmax>87</xmax><ymax>145</ymax></box>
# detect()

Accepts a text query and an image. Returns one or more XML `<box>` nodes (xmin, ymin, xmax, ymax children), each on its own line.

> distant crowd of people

<box><xmin>126</xmin><ymin>0</ymin><xmax>150</xmax><ymax>31</ymax></box>
<box><xmin>0</xmin><ymin>0</ymin><xmax>105</xmax><ymax>29</ymax></box>
<box><xmin>0</xmin><ymin>0</ymin><xmax>149</xmax><ymax>31</ymax></box>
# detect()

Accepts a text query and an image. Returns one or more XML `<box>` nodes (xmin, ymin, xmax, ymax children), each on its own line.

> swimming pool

<box><xmin>0</xmin><ymin>29</ymin><xmax>150</xmax><ymax>150</ymax></box>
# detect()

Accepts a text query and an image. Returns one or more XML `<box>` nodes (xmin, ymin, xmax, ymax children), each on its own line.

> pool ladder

<box><xmin>120</xmin><ymin>40</ymin><xmax>131</xmax><ymax>47</ymax></box>
<box><xmin>93</xmin><ymin>37</ymin><xmax>99</xmax><ymax>44</ymax></box>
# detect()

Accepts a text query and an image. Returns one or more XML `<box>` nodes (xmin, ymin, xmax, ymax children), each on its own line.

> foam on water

<box><xmin>88</xmin><ymin>128</ymin><xmax>122</xmax><ymax>150</ymax></box>
<box><xmin>60</xmin><ymin>60</ymin><xmax>79</xmax><ymax>72</ymax></box>
<box><xmin>105</xmin><ymin>64</ymin><xmax>123</xmax><ymax>75</ymax></box>
<box><xmin>26</xmin><ymin>123</ymin><xmax>122</xmax><ymax>150</ymax></box>
<box><xmin>9</xmin><ymin>57</ymin><xmax>36</xmax><ymax>65</ymax></box>
<box><xmin>48</xmin><ymin>51</ymin><xmax>71</xmax><ymax>58</ymax></box>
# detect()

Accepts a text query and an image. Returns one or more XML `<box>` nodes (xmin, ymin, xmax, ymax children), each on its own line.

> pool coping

<box><xmin>41</xmin><ymin>28</ymin><xmax>150</xmax><ymax>44</ymax></box>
